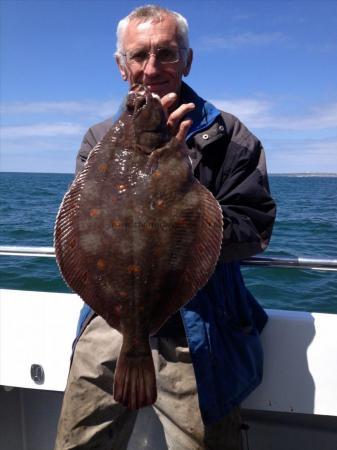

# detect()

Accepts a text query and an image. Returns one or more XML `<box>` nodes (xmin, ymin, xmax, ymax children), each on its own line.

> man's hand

<box><xmin>161</xmin><ymin>93</ymin><xmax>195</xmax><ymax>143</ymax></box>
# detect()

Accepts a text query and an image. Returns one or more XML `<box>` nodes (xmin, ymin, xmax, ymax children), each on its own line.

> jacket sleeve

<box><xmin>75</xmin><ymin>128</ymin><xmax>98</xmax><ymax>175</ymax></box>
<box><xmin>215</xmin><ymin>119</ymin><xmax>276</xmax><ymax>262</ymax></box>
<box><xmin>75</xmin><ymin>119</ymin><xmax>113</xmax><ymax>175</ymax></box>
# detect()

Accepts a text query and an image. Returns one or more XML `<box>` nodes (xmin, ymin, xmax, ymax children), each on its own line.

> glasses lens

<box><xmin>127</xmin><ymin>49</ymin><xmax>148</xmax><ymax>64</ymax></box>
<box><xmin>157</xmin><ymin>47</ymin><xmax>179</xmax><ymax>63</ymax></box>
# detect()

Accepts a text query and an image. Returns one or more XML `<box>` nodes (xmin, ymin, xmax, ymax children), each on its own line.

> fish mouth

<box><xmin>126</xmin><ymin>84</ymin><xmax>166</xmax><ymax>137</ymax></box>
<box><xmin>127</xmin><ymin>84</ymin><xmax>151</xmax><ymax>115</ymax></box>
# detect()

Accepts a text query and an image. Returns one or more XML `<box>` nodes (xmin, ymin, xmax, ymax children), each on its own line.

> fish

<box><xmin>54</xmin><ymin>84</ymin><xmax>223</xmax><ymax>410</ymax></box>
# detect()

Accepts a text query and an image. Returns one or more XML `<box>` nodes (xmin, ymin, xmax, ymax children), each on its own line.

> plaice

<box><xmin>54</xmin><ymin>84</ymin><xmax>223</xmax><ymax>410</ymax></box>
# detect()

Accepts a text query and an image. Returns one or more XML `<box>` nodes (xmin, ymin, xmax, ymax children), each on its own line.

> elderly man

<box><xmin>55</xmin><ymin>5</ymin><xmax>276</xmax><ymax>450</ymax></box>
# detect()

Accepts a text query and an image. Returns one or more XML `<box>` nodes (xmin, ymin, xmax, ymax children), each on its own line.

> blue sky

<box><xmin>1</xmin><ymin>0</ymin><xmax>337</xmax><ymax>174</ymax></box>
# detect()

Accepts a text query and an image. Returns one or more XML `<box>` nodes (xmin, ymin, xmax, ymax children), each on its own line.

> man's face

<box><xmin>116</xmin><ymin>15</ymin><xmax>193</xmax><ymax>100</ymax></box>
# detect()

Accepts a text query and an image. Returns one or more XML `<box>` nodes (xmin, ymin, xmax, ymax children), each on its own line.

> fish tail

<box><xmin>113</xmin><ymin>340</ymin><xmax>157</xmax><ymax>410</ymax></box>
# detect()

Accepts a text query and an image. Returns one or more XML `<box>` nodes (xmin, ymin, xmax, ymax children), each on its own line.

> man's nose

<box><xmin>142</xmin><ymin>54</ymin><xmax>161</xmax><ymax>76</ymax></box>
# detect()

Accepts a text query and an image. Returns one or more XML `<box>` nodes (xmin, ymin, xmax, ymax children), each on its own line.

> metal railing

<box><xmin>241</xmin><ymin>255</ymin><xmax>337</xmax><ymax>271</ymax></box>
<box><xmin>0</xmin><ymin>246</ymin><xmax>336</xmax><ymax>271</ymax></box>
<box><xmin>0</xmin><ymin>246</ymin><xmax>55</xmax><ymax>258</ymax></box>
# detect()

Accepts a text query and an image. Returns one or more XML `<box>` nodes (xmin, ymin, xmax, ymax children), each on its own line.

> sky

<box><xmin>1</xmin><ymin>0</ymin><xmax>337</xmax><ymax>174</ymax></box>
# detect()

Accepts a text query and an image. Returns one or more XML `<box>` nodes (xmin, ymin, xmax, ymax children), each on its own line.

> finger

<box><xmin>161</xmin><ymin>93</ymin><xmax>178</xmax><ymax>115</ymax></box>
<box><xmin>167</xmin><ymin>103</ymin><xmax>195</xmax><ymax>133</ymax></box>
<box><xmin>176</xmin><ymin>119</ymin><xmax>193</xmax><ymax>143</ymax></box>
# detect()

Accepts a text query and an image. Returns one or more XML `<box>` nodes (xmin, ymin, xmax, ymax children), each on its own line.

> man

<box><xmin>55</xmin><ymin>5</ymin><xmax>276</xmax><ymax>450</ymax></box>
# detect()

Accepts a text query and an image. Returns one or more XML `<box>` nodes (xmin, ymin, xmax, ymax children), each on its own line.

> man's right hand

<box><xmin>161</xmin><ymin>93</ymin><xmax>195</xmax><ymax>143</ymax></box>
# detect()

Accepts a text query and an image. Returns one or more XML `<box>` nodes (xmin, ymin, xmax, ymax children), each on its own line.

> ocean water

<box><xmin>0</xmin><ymin>172</ymin><xmax>336</xmax><ymax>313</ymax></box>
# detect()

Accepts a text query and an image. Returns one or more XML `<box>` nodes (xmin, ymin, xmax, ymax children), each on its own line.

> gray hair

<box><xmin>115</xmin><ymin>5</ymin><xmax>190</xmax><ymax>56</ymax></box>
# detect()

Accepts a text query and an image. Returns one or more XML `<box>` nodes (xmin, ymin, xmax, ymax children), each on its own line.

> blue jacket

<box><xmin>74</xmin><ymin>83</ymin><xmax>276</xmax><ymax>425</ymax></box>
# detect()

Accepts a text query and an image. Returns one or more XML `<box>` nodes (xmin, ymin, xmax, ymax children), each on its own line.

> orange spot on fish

<box><xmin>70</xmin><ymin>239</ymin><xmax>76</xmax><ymax>248</ymax></box>
<box><xmin>113</xmin><ymin>303</ymin><xmax>122</xmax><ymax>316</ymax></box>
<box><xmin>98</xmin><ymin>163</ymin><xmax>108</xmax><ymax>173</ymax></box>
<box><xmin>205</xmin><ymin>217</ymin><xmax>213</xmax><ymax>226</ymax></box>
<box><xmin>89</xmin><ymin>208</ymin><xmax>101</xmax><ymax>217</ymax></box>
<box><xmin>112</xmin><ymin>220</ymin><xmax>123</xmax><ymax>228</ymax></box>
<box><xmin>156</xmin><ymin>199</ymin><xmax>165</xmax><ymax>208</ymax></box>
<box><xmin>96</xmin><ymin>259</ymin><xmax>106</xmax><ymax>271</ymax></box>
<box><xmin>153</xmin><ymin>170</ymin><xmax>162</xmax><ymax>178</ymax></box>
<box><xmin>176</xmin><ymin>218</ymin><xmax>188</xmax><ymax>226</ymax></box>
<box><xmin>127</xmin><ymin>264</ymin><xmax>141</xmax><ymax>274</ymax></box>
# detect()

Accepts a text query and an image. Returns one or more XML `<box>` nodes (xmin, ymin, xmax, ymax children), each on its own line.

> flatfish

<box><xmin>54</xmin><ymin>84</ymin><xmax>223</xmax><ymax>410</ymax></box>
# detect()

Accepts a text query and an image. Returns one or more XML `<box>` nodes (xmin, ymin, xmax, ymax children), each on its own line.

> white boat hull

<box><xmin>1</xmin><ymin>289</ymin><xmax>337</xmax><ymax>449</ymax></box>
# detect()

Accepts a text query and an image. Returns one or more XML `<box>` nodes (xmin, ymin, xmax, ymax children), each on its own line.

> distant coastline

<box><xmin>270</xmin><ymin>173</ymin><xmax>337</xmax><ymax>177</ymax></box>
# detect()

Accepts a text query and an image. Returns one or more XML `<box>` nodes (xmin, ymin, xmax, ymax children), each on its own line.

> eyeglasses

<box><xmin>121</xmin><ymin>46</ymin><xmax>187</xmax><ymax>66</ymax></box>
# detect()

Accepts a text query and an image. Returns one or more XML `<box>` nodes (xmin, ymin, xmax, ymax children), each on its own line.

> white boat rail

<box><xmin>0</xmin><ymin>245</ymin><xmax>55</xmax><ymax>257</ymax></box>
<box><xmin>0</xmin><ymin>245</ymin><xmax>336</xmax><ymax>271</ymax></box>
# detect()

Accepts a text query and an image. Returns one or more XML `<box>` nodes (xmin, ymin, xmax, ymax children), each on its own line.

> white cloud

<box><xmin>266</xmin><ymin>136</ymin><xmax>337</xmax><ymax>173</ymax></box>
<box><xmin>258</xmin><ymin>103</ymin><xmax>337</xmax><ymax>131</ymax></box>
<box><xmin>200</xmin><ymin>31</ymin><xmax>286</xmax><ymax>50</ymax></box>
<box><xmin>0</xmin><ymin>99</ymin><xmax>117</xmax><ymax>119</ymax></box>
<box><xmin>211</xmin><ymin>98</ymin><xmax>271</xmax><ymax>125</ymax></box>
<box><xmin>1</xmin><ymin>122</ymin><xmax>85</xmax><ymax>139</ymax></box>
<box><xmin>0</xmin><ymin>98</ymin><xmax>119</xmax><ymax>143</ymax></box>
<box><xmin>211</xmin><ymin>98</ymin><xmax>337</xmax><ymax>131</ymax></box>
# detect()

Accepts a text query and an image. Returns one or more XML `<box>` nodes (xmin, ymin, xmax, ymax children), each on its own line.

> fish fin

<box><xmin>54</xmin><ymin>175</ymin><xmax>95</xmax><ymax>300</ymax></box>
<box><xmin>113</xmin><ymin>340</ymin><xmax>157</xmax><ymax>410</ymax></box>
<box><xmin>182</xmin><ymin>181</ymin><xmax>223</xmax><ymax>291</ymax></box>
<box><xmin>150</xmin><ymin>181</ymin><xmax>223</xmax><ymax>334</ymax></box>
<box><xmin>54</xmin><ymin>156</ymin><xmax>121</xmax><ymax>330</ymax></box>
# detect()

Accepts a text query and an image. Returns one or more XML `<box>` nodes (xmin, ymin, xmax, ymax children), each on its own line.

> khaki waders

<box><xmin>55</xmin><ymin>315</ymin><xmax>243</xmax><ymax>450</ymax></box>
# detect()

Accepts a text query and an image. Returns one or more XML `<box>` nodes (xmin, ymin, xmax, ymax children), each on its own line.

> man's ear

<box><xmin>116</xmin><ymin>55</ymin><xmax>128</xmax><ymax>81</ymax></box>
<box><xmin>183</xmin><ymin>48</ymin><xmax>193</xmax><ymax>77</ymax></box>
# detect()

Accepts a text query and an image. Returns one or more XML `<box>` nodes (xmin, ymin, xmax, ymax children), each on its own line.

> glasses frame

<box><xmin>121</xmin><ymin>46</ymin><xmax>188</xmax><ymax>66</ymax></box>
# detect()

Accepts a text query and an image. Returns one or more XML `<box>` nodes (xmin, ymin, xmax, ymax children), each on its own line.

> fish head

<box><xmin>125</xmin><ymin>84</ymin><xmax>170</xmax><ymax>152</ymax></box>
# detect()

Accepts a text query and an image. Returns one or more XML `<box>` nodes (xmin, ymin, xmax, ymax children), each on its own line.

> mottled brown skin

<box><xmin>54</xmin><ymin>85</ymin><xmax>223</xmax><ymax>410</ymax></box>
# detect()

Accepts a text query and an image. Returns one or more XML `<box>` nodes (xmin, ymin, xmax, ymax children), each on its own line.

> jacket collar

<box><xmin>180</xmin><ymin>82</ymin><xmax>221</xmax><ymax>140</ymax></box>
<box><xmin>180</xmin><ymin>82</ymin><xmax>222</xmax><ymax>170</ymax></box>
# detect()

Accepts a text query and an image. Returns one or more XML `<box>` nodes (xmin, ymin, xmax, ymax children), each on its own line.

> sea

<box><xmin>0</xmin><ymin>172</ymin><xmax>336</xmax><ymax>314</ymax></box>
